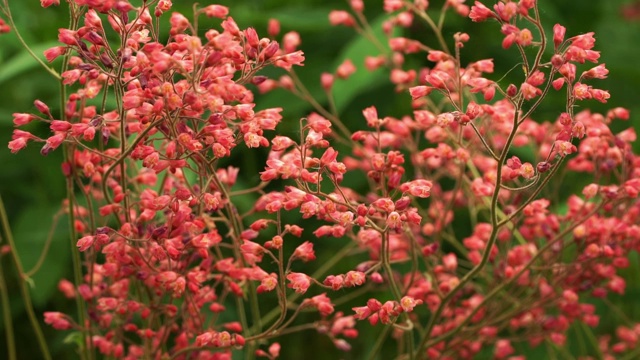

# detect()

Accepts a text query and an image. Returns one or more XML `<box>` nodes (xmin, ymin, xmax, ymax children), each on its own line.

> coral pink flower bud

<box><xmin>553</xmin><ymin>24</ymin><xmax>566</xmax><ymax>48</ymax></box>
<box><xmin>268</xmin><ymin>19</ymin><xmax>280</xmax><ymax>37</ymax></box>
<box><xmin>43</xmin><ymin>46</ymin><xmax>67</xmax><ymax>62</ymax></box>
<box><xmin>261</xmin><ymin>41</ymin><xmax>280</xmax><ymax>60</ymax></box>
<box><xmin>370</xmin><ymin>272</ymin><xmax>383</xmax><ymax>283</ymax></box>
<box><xmin>324</xmin><ymin>275</ymin><xmax>345</xmax><ymax>290</ymax></box>
<box><xmin>344</xmin><ymin>271</ymin><xmax>366</xmax><ymax>287</ymax></box>
<box><xmin>409</xmin><ymin>86</ymin><xmax>432</xmax><ymax>100</ymax></box>
<box><xmin>76</xmin><ymin>235</ymin><xmax>95</xmax><ymax>252</ymax></box>
<box><xmin>277</xmin><ymin>51</ymin><xmax>305</xmax><ymax>68</ymax></box>
<box><xmin>283</xmin><ymin>31</ymin><xmax>301</xmax><ymax>53</ymax></box>
<box><xmin>256</xmin><ymin>274</ymin><xmax>277</xmax><ymax>293</ymax></box>
<box><xmin>571</xmin><ymin>32</ymin><xmax>596</xmax><ymax>50</ymax></box>
<box><xmin>394</xmin><ymin>196</ymin><xmax>411</xmax><ymax>211</ymax></box>
<box><xmin>515</xmin><ymin>28</ymin><xmax>533</xmax><ymax>46</ymax></box>
<box><xmin>551</xmin><ymin>54</ymin><xmax>565</xmax><ymax>69</ymax></box>
<box><xmin>57</xmin><ymin>28</ymin><xmax>77</xmax><ymax>46</ymax></box>
<box><xmin>425</xmin><ymin>71</ymin><xmax>448</xmax><ymax>89</ymax></box>
<box><xmin>552</xmin><ymin>78</ymin><xmax>565</xmax><ymax>91</ymax></box>
<box><xmin>8</xmin><ymin>138</ymin><xmax>28</xmax><ymax>153</ymax></box>
<box><xmin>334</xmin><ymin>339</ymin><xmax>351</xmax><ymax>351</ymax></box>
<box><xmin>336</xmin><ymin>59</ymin><xmax>356</xmax><ymax>79</ymax></box>
<box><xmin>590</xmin><ymin>88</ymin><xmax>610</xmax><ymax>103</ymax></box>
<box><xmin>520</xmin><ymin>82</ymin><xmax>541</xmax><ymax>100</ymax></box>
<box><xmin>536</xmin><ymin>162</ymin><xmax>550</xmax><ymax>174</ymax></box>
<box><xmin>353</xmin><ymin>305</ymin><xmax>372</xmax><ymax>320</ymax></box>
<box><xmin>494</xmin><ymin>339</ymin><xmax>514</xmax><ymax>359</ymax></box>
<box><xmin>520</xmin><ymin>163</ymin><xmax>535</xmax><ymax>179</ymax></box>
<box><xmin>221</xmin><ymin>16</ymin><xmax>241</xmax><ymax>36</ymax></box>
<box><xmin>583</xmin><ymin>64</ymin><xmax>608</xmax><ymax>79</ymax></box>
<box><xmin>362</xmin><ymin>106</ymin><xmax>379</xmax><ymax>127</ymax></box>
<box><xmin>286</xmin><ymin>272</ymin><xmax>311</xmax><ymax>294</ymax></box>
<box><xmin>494</xmin><ymin>1</ymin><xmax>517</xmax><ymax>21</ymax></box>
<box><xmin>383</xmin><ymin>0</ymin><xmax>404</xmax><ymax>12</ymax></box>
<box><xmin>506</xmin><ymin>84</ymin><xmax>517</xmax><ymax>97</ymax></box>
<box><xmin>608</xmin><ymin>276</ymin><xmax>626</xmax><ymax>294</ymax></box>
<box><xmin>50</xmin><ymin>120</ymin><xmax>72</xmax><ymax>132</ymax></box>
<box><xmin>34</xmin><ymin>100</ymin><xmax>51</xmax><ymax>116</ymax></box>
<box><xmin>321</xmin><ymin>72</ymin><xmax>334</xmax><ymax>91</ymax></box>
<box><xmin>351</xmin><ymin>0</ymin><xmax>364</xmax><ymax>12</ymax></box>
<box><xmin>44</xmin><ymin>312</ymin><xmax>71</xmax><ymax>330</ymax></box>
<box><xmin>12</xmin><ymin>113</ymin><xmax>34</xmax><ymax>126</ymax></box>
<box><xmin>293</xmin><ymin>241</ymin><xmax>316</xmax><ymax>262</ymax></box>
<box><xmin>482</xmin><ymin>85</ymin><xmax>495</xmax><ymax>101</ymax></box>
<box><xmin>400</xmin><ymin>296</ymin><xmax>422</xmax><ymax>312</ymax></box>
<box><xmin>40</xmin><ymin>0</ymin><xmax>60</xmax><ymax>8</ymax></box>
<box><xmin>442</xmin><ymin>253</ymin><xmax>458</xmax><ymax>271</ymax></box>
<box><xmin>203</xmin><ymin>5</ymin><xmax>229</xmax><ymax>18</ymax></box>
<box><xmin>386</xmin><ymin>211</ymin><xmax>402</xmax><ymax>229</ymax></box>
<box><xmin>469</xmin><ymin>1</ymin><xmax>494</xmax><ymax>22</ymax></box>
<box><xmin>608</xmin><ymin>107</ymin><xmax>630</xmax><ymax>120</ymax></box>
<box><xmin>329</xmin><ymin>11</ymin><xmax>356</xmax><ymax>27</ymax></box>
<box><xmin>365</xmin><ymin>55</ymin><xmax>385</xmax><ymax>71</ymax></box>
<box><xmin>245</xmin><ymin>27</ymin><xmax>259</xmax><ymax>47</ymax></box>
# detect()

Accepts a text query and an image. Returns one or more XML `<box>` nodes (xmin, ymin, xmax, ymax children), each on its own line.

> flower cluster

<box><xmin>5</xmin><ymin>0</ymin><xmax>640</xmax><ymax>359</ymax></box>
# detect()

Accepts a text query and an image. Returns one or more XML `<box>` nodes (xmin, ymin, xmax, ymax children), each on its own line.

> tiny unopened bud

<box><xmin>262</xmin><ymin>41</ymin><xmax>279</xmax><ymax>59</ymax></box>
<box><xmin>34</xmin><ymin>100</ymin><xmax>51</xmax><ymax>116</ymax></box>
<box><xmin>321</xmin><ymin>72</ymin><xmax>334</xmax><ymax>91</ymax></box>
<box><xmin>251</xmin><ymin>76</ymin><xmax>267</xmax><ymax>85</ymax></box>
<box><xmin>551</xmin><ymin>54</ymin><xmax>565</xmax><ymax>68</ymax></box>
<box><xmin>537</xmin><ymin>161</ymin><xmax>551</xmax><ymax>173</ymax></box>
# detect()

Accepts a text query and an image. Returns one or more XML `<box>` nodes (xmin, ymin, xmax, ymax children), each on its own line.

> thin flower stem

<box><xmin>23</xmin><ymin>211</ymin><xmax>62</xmax><ymax>277</ymax></box>
<box><xmin>0</xmin><ymin>245</ymin><xmax>17</xmax><ymax>360</ymax></box>
<box><xmin>409</xmin><ymin>4</ymin><xmax>451</xmax><ymax>54</ymax></box>
<box><xmin>0</xmin><ymin>195</ymin><xmax>52</xmax><ymax>360</ymax></box>
<box><xmin>366</xmin><ymin>319</ymin><xmax>395</xmax><ymax>360</ymax></box>
<box><xmin>65</xmin><ymin>172</ymin><xmax>91</xmax><ymax>360</ymax></box>
<box><xmin>469</xmin><ymin>122</ymin><xmax>499</xmax><ymax>161</ymax></box>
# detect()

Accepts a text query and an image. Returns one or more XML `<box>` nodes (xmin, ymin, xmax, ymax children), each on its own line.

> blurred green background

<box><xmin>2</xmin><ymin>0</ymin><xmax>640</xmax><ymax>358</ymax></box>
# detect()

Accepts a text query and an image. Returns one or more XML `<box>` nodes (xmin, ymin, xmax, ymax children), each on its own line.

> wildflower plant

<box><xmin>2</xmin><ymin>0</ymin><xmax>640</xmax><ymax>359</ymax></box>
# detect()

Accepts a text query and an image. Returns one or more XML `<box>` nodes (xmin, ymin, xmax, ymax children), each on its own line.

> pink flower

<box><xmin>76</xmin><ymin>235</ymin><xmax>95</xmax><ymax>252</ymax></box>
<box><xmin>292</xmin><ymin>241</ymin><xmax>316</xmax><ymax>262</ymax></box>
<box><xmin>43</xmin><ymin>46</ymin><xmax>66</xmax><ymax>62</ymax></box>
<box><xmin>329</xmin><ymin>11</ymin><xmax>355</xmax><ymax>27</ymax></box>
<box><xmin>286</xmin><ymin>272</ymin><xmax>311</xmax><ymax>293</ymax></box>
<box><xmin>400</xmin><ymin>296</ymin><xmax>422</xmax><ymax>312</ymax></box>
<box><xmin>40</xmin><ymin>0</ymin><xmax>60</xmax><ymax>8</ymax></box>
<box><xmin>44</xmin><ymin>312</ymin><xmax>71</xmax><ymax>330</ymax></box>
<box><xmin>305</xmin><ymin>293</ymin><xmax>334</xmax><ymax>316</ymax></box>
<box><xmin>336</xmin><ymin>59</ymin><xmax>356</xmax><ymax>79</ymax></box>
<box><xmin>203</xmin><ymin>5</ymin><xmax>229</xmax><ymax>18</ymax></box>
<box><xmin>469</xmin><ymin>1</ymin><xmax>494</xmax><ymax>22</ymax></box>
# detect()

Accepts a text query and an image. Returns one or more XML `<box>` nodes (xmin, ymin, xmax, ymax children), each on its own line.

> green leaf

<box><xmin>11</xmin><ymin>204</ymin><xmax>70</xmax><ymax>306</ymax></box>
<box><xmin>0</xmin><ymin>41</ymin><xmax>60</xmax><ymax>85</ymax></box>
<box><xmin>63</xmin><ymin>331</ymin><xmax>84</xmax><ymax>347</ymax></box>
<box><xmin>331</xmin><ymin>15</ymin><xmax>400</xmax><ymax>112</ymax></box>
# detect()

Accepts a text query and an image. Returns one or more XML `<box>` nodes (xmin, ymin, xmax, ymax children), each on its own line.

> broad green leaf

<box><xmin>0</xmin><ymin>42</ymin><xmax>61</xmax><ymax>85</ymax></box>
<box><xmin>11</xmin><ymin>204</ymin><xmax>70</xmax><ymax>306</ymax></box>
<box><xmin>331</xmin><ymin>15</ymin><xmax>400</xmax><ymax>112</ymax></box>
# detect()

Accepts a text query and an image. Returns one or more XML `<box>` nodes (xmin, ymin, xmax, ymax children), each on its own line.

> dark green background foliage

<box><xmin>1</xmin><ymin>0</ymin><xmax>640</xmax><ymax>358</ymax></box>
